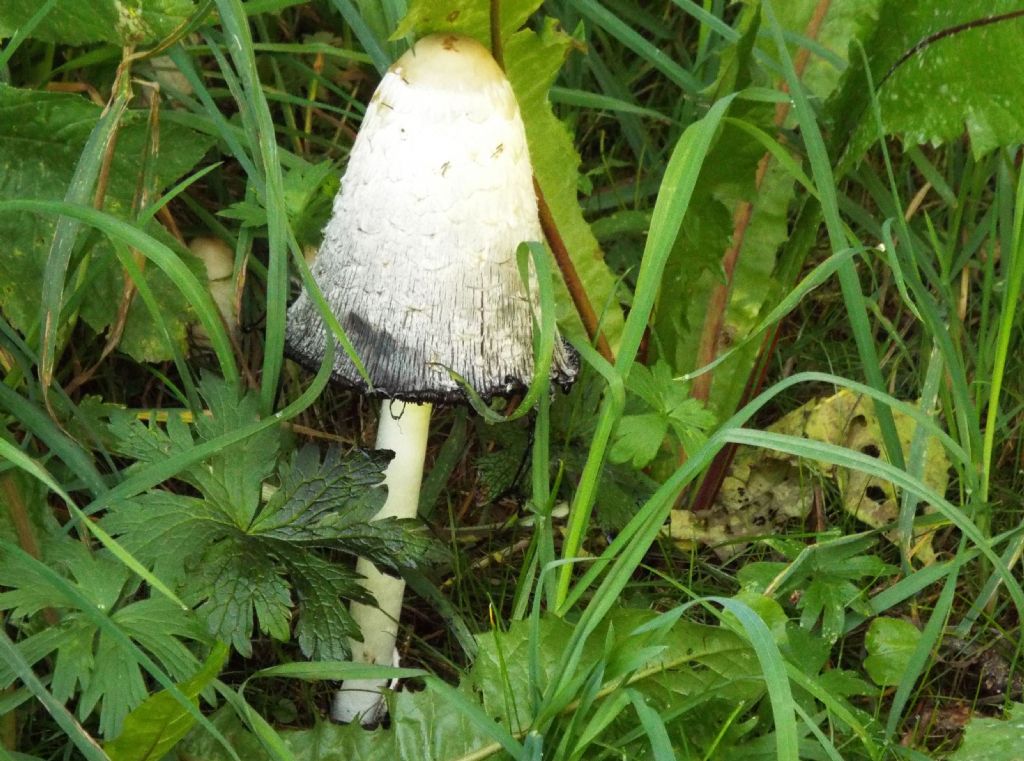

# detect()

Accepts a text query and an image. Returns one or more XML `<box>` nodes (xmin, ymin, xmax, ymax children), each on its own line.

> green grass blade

<box><xmin>556</xmin><ymin>95</ymin><xmax>736</xmax><ymax>606</ymax></box>
<box><xmin>0</xmin><ymin>200</ymin><xmax>238</xmax><ymax>388</ymax></box>
<box><xmin>38</xmin><ymin>79</ymin><xmax>130</xmax><ymax>397</ymax></box>
<box><xmin>761</xmin><ymin>0</ymin><xmax>905</xmax><ymax>471</ymax></box>
<box><xmin>212</xmin><ymin>0</ymin><xmax>291</xmax><ymax>413</ymax></box>
<box><xmin>568</xmin><ymin>0</ymin><xmax>700</xmax><ymax>93</ymax></box>
<box><xmin>326</xmin><ymin>0</ymin><xmax>392</xmax><ymax>74</ymax></box>
<box><xmin>884</xmin><ymin>539</ymin><xmax>963</xmax><ymax>740</ymax></box>
<box><xmin>0</xmin><ymin>628</ymin><xmax>108</xmax><ymax>761</ymax></box>
<box><xmin>0</xmin><ymin>0</ymin><xmax>60</xmax><ymax>68</ymax></box>
<box><xmin>708</xmin><ymin>596</ymin><xmax>798</xmax><ymax>761</ymax></box>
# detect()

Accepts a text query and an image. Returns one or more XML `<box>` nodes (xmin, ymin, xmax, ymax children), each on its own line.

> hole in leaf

<box><xmin>865</xmin><ymin>485</ymin><xmax>888</xmax><ymax>502</ymax></box>
<box><xmin>861</xmin><ymin>444</ymin><xmax>881</xmax><ymax>458</ymax></box>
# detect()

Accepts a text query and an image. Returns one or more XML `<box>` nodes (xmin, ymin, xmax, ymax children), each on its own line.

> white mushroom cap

<box><xmin>286</xmin><ymin>33</ymin><xmax>577</xmax><ymax>403</ymax></box>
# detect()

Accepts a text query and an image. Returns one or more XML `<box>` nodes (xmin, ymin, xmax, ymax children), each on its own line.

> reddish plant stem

<box><xmin>535</xmin><ymin>179</ymin><xmax>616</xmax><ymax>364</ymax></box>
<box><xmin>487</xmin><ymin>0</ymin><xmax>613</xmax><ymax>364</ymax></box>
<box><xmin>687</xmin><ymin>0</ymin><xmax>831</xmax><ymax>508</ymax></box>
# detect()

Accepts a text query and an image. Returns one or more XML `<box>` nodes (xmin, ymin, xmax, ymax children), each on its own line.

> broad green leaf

<box><xmin>609</xmin><ymin>413</ymin><xmax>668</xmax><ymax>469</ymax></box>
<box><xmin>949</xmin><ymin>703</ymin><xmax>1024</xmax><ymax>761</ymax></box>
<box><xmin>657</xmin><ymin>114</ymin><xmax>790</xmax><ymax>418</ymax></box>
<box><xmin>760</xmin><ymin>0</ymin><xmax>881</xmax><ymax>107</ymax></box>
<box><xmin>393</xmin><ymin>0</ymin><xmax>540</xmax><ymax>46</ymax></box>
<box><xmin>178</xmin><ymin>609</ymin><xmax>763</xmax><ymax>760</ymax></box>
<box><xmin>831</xmin><ymin>0</ymin><xmax>1024</xmax><ymax>158</ymax></box>
<box><xmin>864</xmin><ymin>617</ymin><xmax>921</xmax><ymax>687</ymax></box>
<box><xmin>662</xmin><ymin>0</ymin><xmax>881</xmax><ymax>420</ymax></box>
<box><xmin>0</xmin><ymin>84</ymin><xmax>213</xmax><ymax>362</ymax></box>
<box><xmin>506</xmin><ymin>22</ymin><xmax>625</xmax><ymax>346</ymax></box>
<box><xmin>0</xmin><ymin>0</ymin><xmax>195</xmax><ymax>46</ymax></box>
<box><xmin>105</xmin><ymin>643</ymin><xmax>228</xmax><ymax>761</ymax></box>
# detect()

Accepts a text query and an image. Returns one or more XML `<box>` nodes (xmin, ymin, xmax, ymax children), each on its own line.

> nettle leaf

<box><xmin>0</xmin><ymin>0</ymin><xmax>195</xmax><ymax>46</ymax></box>
<box><xmin>832</xmin><ymin>1</ymin><xmax>1024</xmax><ymax>158</ymax></box>
<box><xmin>474</xmin><ymin>422</ymin><xmax>530</xmax><ymax>502</ymax></box>
<box><xmin>0</xmin><ymin>85</ymin><xmax>213</xmax><ymax>362</ymax></box>
<box><xmin>0</xmin><ymin>540</ymin><xmax>205</xmax><ymax>738</ymax></box>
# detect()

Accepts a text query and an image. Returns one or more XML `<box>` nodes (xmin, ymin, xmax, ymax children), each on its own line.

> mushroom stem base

<box><xmin>332</xmin><ymin>400</ymin><xmax>432</xmax><ymax>725</ymax></box>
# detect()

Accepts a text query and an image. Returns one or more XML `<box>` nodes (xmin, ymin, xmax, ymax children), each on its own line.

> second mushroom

<box><xmin>285</xmin><ymin>32</ymin><xmax>577</xmax><ymax>724</ymax></box>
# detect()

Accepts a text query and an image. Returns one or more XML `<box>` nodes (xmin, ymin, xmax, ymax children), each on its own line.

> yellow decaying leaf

<box><xmin>667</xmin><ymin>390</ymin><xmax>948</xmax><ymax>563</ymax></box>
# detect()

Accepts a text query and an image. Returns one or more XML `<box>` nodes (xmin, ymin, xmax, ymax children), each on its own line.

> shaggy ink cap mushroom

<box><xmin>285</xmin><ymin>33</ymin><xmax>578</xmax><ymax>403</ymax></box>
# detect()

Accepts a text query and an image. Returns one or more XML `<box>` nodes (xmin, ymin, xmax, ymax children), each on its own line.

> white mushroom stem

<box><xmin>332</xmin><ymin>400</ymin><xmax>432</xmax><ymax>725</ymax></box>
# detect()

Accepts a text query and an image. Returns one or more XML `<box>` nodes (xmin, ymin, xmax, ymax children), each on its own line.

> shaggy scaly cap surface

<box><xmin>286</xmin><ymin>33</ymin><xmax>577</xmax><ymax>402</ymax></box>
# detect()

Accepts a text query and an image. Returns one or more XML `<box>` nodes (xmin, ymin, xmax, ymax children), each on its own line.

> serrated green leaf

<box><xmin>102</xmin><ymin>491</ymin><xmax>228</xmax><ymax>584</ymax></box>
<box><xmin>286</xmin><ymin>551</ymin><xmax>367</xmax><ymax>661</ymax></box>
<box><xmin>192</xmin><ymin>539</ymin><xmax>292</xmax><ymax>657</ymax></box>
<box><xmin>251</xmin><ymin>445</ymin><xmax>388</xmax><ymax>540</ymax></box>
<box><xmin>393</xmin><ymin>0</ymin><xmax>540</xmax><ymax>44</ymax></box>
<box><xmin>832</xmin><ymin>0</ymin><xmax>1024</xmax><ymax>158</ymax></box>
<box><xmin>193</xmin><ymin>376</ymin><xmax>280</xmax><ymax>526</ymax></box>
<box><xmin>475</xmin><ymin>444</ymin><xmax>526</xmax><ymax>503</ymax></box>
<box><xmin>104</xmin><ymin>643</ymin><xmax>228</xmax><ymax>761</ymax></box>
<box><xmin>80</xmin><ymin>628</ymin><xmax>149</xmax><ymax>738</ymax></box>
<box><xmin>101</xmin><ymin>382</ymin><xmax>432</xmax><ymax>660</ymax></box>
<box><xmin>864</xmin><ymin>617</ymin><xmax>921</xmax><ymax>687</ymax></box>
<box><xmin>609</xmin><ymin>413</ymin><xmax>668</xmax><ymax>469</ymax></box>
<box><xmin>0</xmin><ymin>539</ymin><xmax>205</xmax><ymax>738</ymax></box>
<box><xmin>218</xmin><ymin>161</ymin><xmax>337</xmax><ymax>249</ymax></box>
<box><xmin>0</xmin><ymin>0</ymin><xmax>195</xmax><ymax>45</ymax></box>
<box><xmin>0</xmin><ymin>84</ymin><xmax>213</xmax><ymax>362</ymax></box>
<box><xmin>797</xmin><ymin>577</ymin><xmax>861</xmax><ymax>644</ymax></box>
